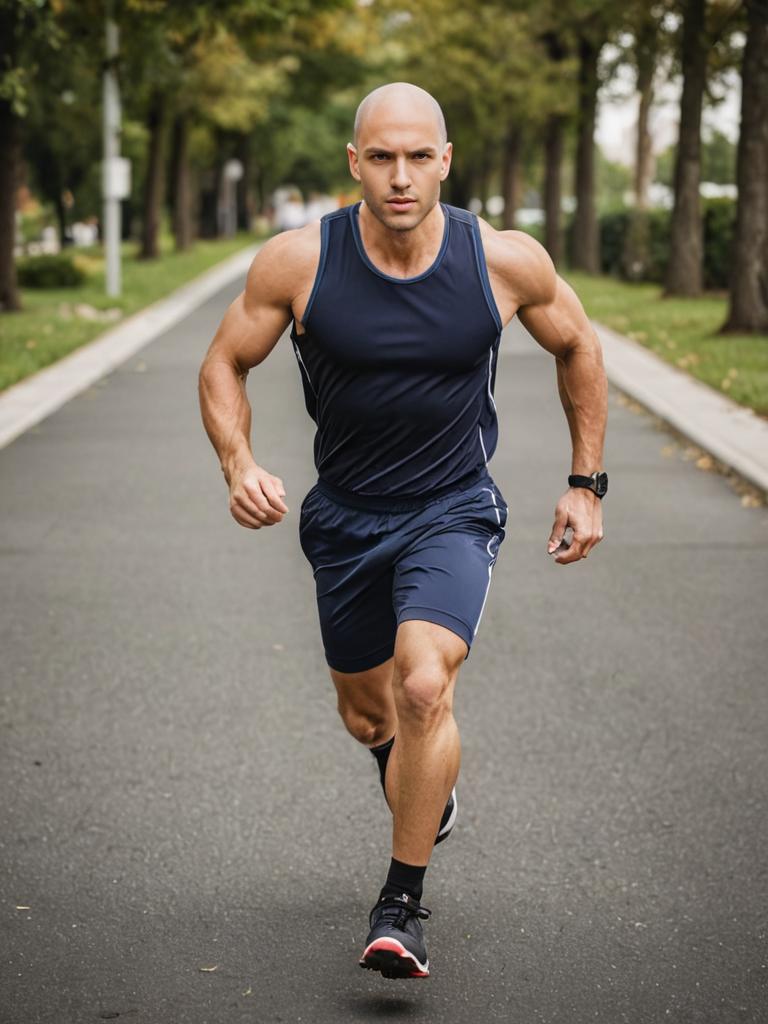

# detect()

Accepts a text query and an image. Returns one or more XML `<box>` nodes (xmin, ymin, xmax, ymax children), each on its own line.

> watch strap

<box><xmin>568</xmin><ymin>471</ymin><xmax>608</xmax><ymax>498</ymax></box>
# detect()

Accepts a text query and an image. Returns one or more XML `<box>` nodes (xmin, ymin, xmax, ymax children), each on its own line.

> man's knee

<box><xmin>336</xmin><ymin>693</ymin><xmax>393</xmax><ymax>747</ymax></box>
<box><xmin>391</xmin><ymin>621</ymin><xmax>464</xmax><ymax>726</ymax></box>
<box><xmin>393</xmin><ymin>664</ymin><xmax>455</xmax><ymax>727</ymax></box>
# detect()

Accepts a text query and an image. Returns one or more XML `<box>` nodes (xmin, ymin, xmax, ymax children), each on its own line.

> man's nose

<box><xmin>391</xmin><ymin>157</ymin><xmax>411</xmax><ymax>190</ymax></box>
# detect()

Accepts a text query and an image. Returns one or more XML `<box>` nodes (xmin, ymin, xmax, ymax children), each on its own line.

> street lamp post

<box><xmin>104</xmin><ymin>14</ymin><xmax>122</xmax><ymax>296</ymax></box>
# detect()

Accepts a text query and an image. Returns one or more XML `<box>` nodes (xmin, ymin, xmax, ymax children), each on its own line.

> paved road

<box><xmin>2</xmin><ymin>282</ymin><xmax>767</xmax><ymax>1024</ymax></box>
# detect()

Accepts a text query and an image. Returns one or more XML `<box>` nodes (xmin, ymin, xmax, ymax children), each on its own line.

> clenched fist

<box><xmin>228</xmin><ymin>463</ymin><xmax>288</xmax><ymax>530</ymax></box>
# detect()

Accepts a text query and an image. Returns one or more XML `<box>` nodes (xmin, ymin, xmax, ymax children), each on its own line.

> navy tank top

<box><xmin>290</xmin><ymin>201</ymin><xmax>503</xmax><ymax>500</ymax></box>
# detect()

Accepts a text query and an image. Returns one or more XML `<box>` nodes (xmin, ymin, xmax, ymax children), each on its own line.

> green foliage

<box><xmin>655</xmin><ymin>128</ymin><xmax>737</xmax><ymax>187</ymax></box>
<box><xmin>702</xmin><ymin>196</ymin><xmax>736</xmax><ymax>290</ymax></box>
<box><xmin>16</xmin><ymin>253</ymin><xmax>86</xmax><ymax>289</ymax></box>
<box><xmin>592</xmin><ymin>197</ymin><xmax>736</xmax><ymax>288</ymax></box>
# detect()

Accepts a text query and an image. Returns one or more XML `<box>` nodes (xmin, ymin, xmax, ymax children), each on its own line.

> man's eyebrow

<box><xmin>362</xmin><ymin>146</ymin><xmax>438</xmax><ymax>156</ymax></box>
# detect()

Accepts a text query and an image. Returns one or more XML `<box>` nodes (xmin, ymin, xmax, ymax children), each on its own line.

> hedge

<box><xmin>16</xmin><ymin>253</ymin><xmax>86</xmax><ymax>289</ymax></box>
<box><xmin>565</xmin><ymin>198</ymin><xmax>736</xmax><ymax>289</ymax></box>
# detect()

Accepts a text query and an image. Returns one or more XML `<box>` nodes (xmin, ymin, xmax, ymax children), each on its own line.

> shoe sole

<box><xmin>434</xmin><ymin>788</ymin><xmax>457</xmax><ymax>845</ymax></box>
<box><xmin>359</xmin><ymin>938</ymin><xmax>430</xmax><ymax>979</ymax></box>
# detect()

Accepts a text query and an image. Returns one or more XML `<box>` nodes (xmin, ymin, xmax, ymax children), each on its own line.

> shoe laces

<box><xmin>373</xmin><ymin>894</ymin><xmax>431</xmax><ymax>930</ymax></box>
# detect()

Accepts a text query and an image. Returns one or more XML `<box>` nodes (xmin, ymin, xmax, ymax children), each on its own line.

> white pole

<box><xmin>103</xmin><ymin>12</ymin><xmax>121</xmax><ymax>297</ymax></box>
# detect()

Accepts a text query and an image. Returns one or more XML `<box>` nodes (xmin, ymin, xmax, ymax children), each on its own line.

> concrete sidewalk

<box><xmin>594</xmin><ymin>322</ymin><xmax>768</xmax><ymax>499</ymax></box>
<box><xmin>1</xmin><ymin>255</ymin><xmax>766</xmax><ymax>503</ymax></box>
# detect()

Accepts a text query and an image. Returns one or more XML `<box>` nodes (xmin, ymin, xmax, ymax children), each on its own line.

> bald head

<box><xmin>353</xmin><ymin>82</ymin><xmax>447</xmax><ymax>149</ymax></box>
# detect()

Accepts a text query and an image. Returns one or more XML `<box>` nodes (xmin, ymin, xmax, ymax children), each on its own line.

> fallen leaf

<box><xmin>15</xmin><ymin>905</ymin><xmax>30</xmax><ymax>911</ymax></box>
<box><xmin>242</xmin><ymin>986</ymin><xmax>253</xmax><ymax>996</ymax></box>
<box><xmin>741</xmin><ymin>493</ymin><xmax>761</xmax><ymax>508</ymax></box>
<box><xmin>696</xmin><ymin>455</ymin><xmax>714</xmax><ymax>471</ymax></box>
<box><xmin>198</xmin><ymin>965</ymin><xmax>219</xmax><ymax>973</ymax></box>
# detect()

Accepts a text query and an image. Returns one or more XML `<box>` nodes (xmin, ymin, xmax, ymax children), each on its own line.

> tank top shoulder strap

<box><xmin>301</xmin><ymin>207</ymin><xmax>348</xmax><ymax>327</ymax></box>
<box><xmin>442</xmin><ymin>204</ymin><xmax>502</xmax><ymax>333</ymax></box>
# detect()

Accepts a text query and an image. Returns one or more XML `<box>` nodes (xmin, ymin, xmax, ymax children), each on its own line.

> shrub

<box><xmin>586</xmin><ymin>197</ymin><xmax>735</xmax><ymax>289</ymax></box>
<box><xmin>16</xmin><ymin>253</ymin><xmax>86</xmax><ymax>289</ymax></box>
<box><xmin>703</xmin><ymin>198</ymin><xmax>736</xmax><ymax>290</ymax></box>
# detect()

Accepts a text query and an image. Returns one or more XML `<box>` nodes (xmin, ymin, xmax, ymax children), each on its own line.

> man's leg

<box><xmin>330</xmin><ymin>656</ymin><xmax>396</xmax><ymax>749</ymax></box>
<box><xmin>386</xmin><ymin>620</ymin><xmax>466</xmax><ymax>866</ymax></box>
<box><xmin>358</xmin><ymin>619</ymin><xmax>467</xmax><ymax>979</ymax></box>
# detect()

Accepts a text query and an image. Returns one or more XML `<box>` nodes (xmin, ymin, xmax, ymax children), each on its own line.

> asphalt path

<box><xmin>2</xmin><ymin>281</ymin><xmax>767</xmax><ymax>1024</ymax></box>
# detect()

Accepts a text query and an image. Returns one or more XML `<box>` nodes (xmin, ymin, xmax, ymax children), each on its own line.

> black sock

<box><xmin>380</xmin><ymin>857</ymin><xmax>426</xmax><ymax>903</ymax></box>
<box><xmin>369</xmin><ymin>735</ymin><xmax>395</xmax><ymax>792</ymax></box>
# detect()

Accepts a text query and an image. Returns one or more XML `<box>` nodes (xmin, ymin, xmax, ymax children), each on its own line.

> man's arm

<box><xmin>499</xmin><ymin>231</ymin><xmax>608</xmax><ymax>564</ymax></box>
<box><xmin>198</xmin><ymin>228</ymin><xmax>314</xmax><ymax>530</ymax></box>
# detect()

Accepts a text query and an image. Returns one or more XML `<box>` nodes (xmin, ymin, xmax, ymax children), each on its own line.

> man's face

<box><xmin>347</xmin><ymin>106</ymin><xmax>452</xmax><ymax>232</ymax></box>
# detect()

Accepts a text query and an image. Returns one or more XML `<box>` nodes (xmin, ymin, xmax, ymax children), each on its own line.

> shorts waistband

<box><xmin>315</xmin><ymin>466</ymin><xmax>489</xmax><ymax>512</ymax></box>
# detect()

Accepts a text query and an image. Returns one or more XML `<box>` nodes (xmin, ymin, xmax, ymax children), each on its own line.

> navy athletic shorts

<box><xmin>298</xmin><ymin>469</ymin><xmax>508</xmax><ymax>673</ymax></box>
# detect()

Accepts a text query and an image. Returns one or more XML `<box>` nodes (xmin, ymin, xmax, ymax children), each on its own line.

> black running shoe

<box><xmin>435</xmin><ymin>787</ymin><xmax>457</xmax><ymax>846</ymax></box>
<box><xmin>359</xmin><ymin>894</ymin><xmax>431</xmax><ymax>979</ymax></box>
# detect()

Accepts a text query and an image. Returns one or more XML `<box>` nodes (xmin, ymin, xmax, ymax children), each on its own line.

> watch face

<box><xmin>595</xmin><ymin>472</ymin><xmax>608</xmax><ymax>496</ymax></box>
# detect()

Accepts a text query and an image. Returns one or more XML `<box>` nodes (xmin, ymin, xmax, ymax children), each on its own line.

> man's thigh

<box><xmin>393</xmin><ymin>481</ymin><xmax>508</xmax><ymax>656</ymax></box>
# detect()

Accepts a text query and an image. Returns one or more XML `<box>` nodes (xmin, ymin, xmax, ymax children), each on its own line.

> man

<box><xmin>198</xmin><ymin>82</ymin><xmax>607</xmax><ymax>980</ymax></box>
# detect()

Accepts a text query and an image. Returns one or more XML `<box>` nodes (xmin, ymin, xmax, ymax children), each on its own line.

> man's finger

<box><xmin>553</xmin><ymin>532</ymin><xmax>588</xmax><ymax>564</ymax></box>
<box><xmin>261</xmin><ymin>476</ymin><xmax>289</xmax><ymax>514</ymax></box>
<box><xmin>230</xmin><ymin>504</ymin><xmax>263</xmax><ymax>529</ymax></box>
<box><xmin>241</xmin><ymin>482</ymin><xmax>282</xmax><ymax>521</ymax></box>
<box><xmin>233</xmin><ymin>488</ymin><xmax>270</xmax><ymax>521</ymax></box>
<box><xmin>547</xmin><ymin>512</ymin><xmax>569</xmax><ymax>553</ymax></box>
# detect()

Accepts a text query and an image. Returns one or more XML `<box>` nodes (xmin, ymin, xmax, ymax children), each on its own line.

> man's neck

<box><xmin>358</xmin><ymin>200</ymin><xmax>445</xmax><ymax>279</ymax></box>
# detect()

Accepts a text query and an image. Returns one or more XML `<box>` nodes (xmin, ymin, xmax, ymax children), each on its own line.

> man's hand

<box><xmin>228</xmin><ymin>462</ymin><xmax>289</xmax><ymax>529</ymax></box>
<box><xmin>547</xmin><ymin>488</ymin><xmax>604</xmax><ymax>565</ymax></box>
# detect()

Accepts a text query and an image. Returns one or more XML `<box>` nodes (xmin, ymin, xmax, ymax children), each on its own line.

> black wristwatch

<box><xmin>568</xmin><ymin>471</ymin><xmax>608</xmax><ymax>498</ymax></box>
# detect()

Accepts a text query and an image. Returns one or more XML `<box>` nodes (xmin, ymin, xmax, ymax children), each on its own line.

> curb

<box><xmin>594</xmin><ymin>320</ymin><xmax>768</xmax><ymax>498</ymax></box>
<box><xmin>0</xmin><ymin>243</ymin><xmax>261</xmax><ymax>450</ymax></box>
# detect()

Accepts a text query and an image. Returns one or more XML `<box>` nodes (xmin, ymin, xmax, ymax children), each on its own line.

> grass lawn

<box><xmin>0</xmin><ymin>233</ymin><xmax>261</xmax><ymax>392</ymax></box>
<box><xmin>565</xmin><ymin>272</ymin><xmax>768</xmax><ymax>419</ymax></box>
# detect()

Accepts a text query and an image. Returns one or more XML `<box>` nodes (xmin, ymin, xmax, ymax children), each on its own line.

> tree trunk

<box><xmin>236</xmin><ymin>133</ymin><xmax>252</xmax><ymax>232</ymax></box>
<box><xmin>664</xmin><ymin>0</ymin><xmax>707</xmax><ymax>296</ymax></box>
<box><xmin>0</xmin><ymin>98</ymin><xmax>21</xmax><ymax>312</ymax></box>
<box><xmin>501</xmin><ymin>126</ymin><xmax>522</xmax><ymax>230</ymax></box>
<box><xmin>170</xmin><ymin>113</ymin><xmax>193</xmax><ymax>251</ymax></box>
<box><xmin>721</xmin><ymin>0</ymin><xmax>768</xmax><ymax>333</ymax></box>
<box><xmin>140</xmin><ymin>91</ymin><xmax>166</xmax><ymax>259</ymax></box>
<box><xmin>447</xmin><ymin>163</ymin><xmax>471</xmax><ymax>211</ymax></box>
<box><xmin>634</xmin><ymin>19</ymin><xmax>657</xmax><ymax>210</ymax></box>
<box><xmin>571</xmin><ymin>32</ymin><xmax>602</xmax><ymax>273</ymax></box>
<box><xmin>477</xmin><ymin>142</ymin><xmax>494</xmax><ymax>216</ymax></box>
<box><xmin>544</xmin><ymin>114</ymin><xmax>565</xmax><ymax>265</ymax></box>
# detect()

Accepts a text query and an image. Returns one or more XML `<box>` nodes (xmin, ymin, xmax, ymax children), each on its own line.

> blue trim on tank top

<box><xmin>470</xmin><ymin>215</ymin><xmax>503</xmax><ymax>333</ymax></box>
<box><xmin>348</xmin><ymin>201</ymin><xmax>451</xmax><ymax>284</ymax></box>
<box><xmin>299</xmin><ymin>214</ymin><xmax>332</xmax><ymax>327</ymax></box>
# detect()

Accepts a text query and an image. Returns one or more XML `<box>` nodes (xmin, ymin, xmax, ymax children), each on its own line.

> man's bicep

<box><xmin>210</xmin><ymin>289</ymin><xmax>292</xmax><ymax>373</ymax></box>
<box><xmin>517</xmin><ymin>275</ymin><xmax>592</xmax><ymax>358</ymax></box>
<box><xmin>205</xmin><ymin>242</ymin><xmax>294</xmax><ymax>372</ymax></box>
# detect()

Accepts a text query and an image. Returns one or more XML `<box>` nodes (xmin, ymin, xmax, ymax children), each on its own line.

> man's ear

<box><xmin>440</xmin><ymin>142</ymin><xmax>453</xmax><ymax>181</ymax></box>
<box><xmin>347</xmin><ymin>143</ymin><xmax>361</xmax><ymax>182</ymax></box>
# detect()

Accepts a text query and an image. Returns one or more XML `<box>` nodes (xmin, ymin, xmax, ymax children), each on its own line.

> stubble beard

<box><xmin>362</xmin><ymin>188</ymin><xmax>440</xmax><ymax>234</ymax></box>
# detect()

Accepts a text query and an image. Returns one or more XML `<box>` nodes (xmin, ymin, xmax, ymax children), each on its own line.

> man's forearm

<box><xmin>555</xmin><ymin>332</ymin><xmax>607</xmax><ymax>475</ymax></box>
<box><xmin>198</xmin><ymin>356</ymin><xmax>256</xmax><ymax>482</ymax></box>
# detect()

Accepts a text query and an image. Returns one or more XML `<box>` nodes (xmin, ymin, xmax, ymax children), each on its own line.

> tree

<box><xmin>664</xmin><ymin>0</ymin><xmax>742</xmax><ymax>296</ymax></box>
<box><xmin>0</xmin><ymin>0</ymin><xmax>59</xmax><ymax>312</ymax></box>
<box><xmin>721</xmin><ymin>0</ymin><xmax>768</xmax><ymax>333</ymax></box>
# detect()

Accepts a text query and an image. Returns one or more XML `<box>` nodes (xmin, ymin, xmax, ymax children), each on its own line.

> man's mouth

<box><xmin>387</xmin><ymin>197</ymin><xmax>417</xmax><ymax>210</ymax></box>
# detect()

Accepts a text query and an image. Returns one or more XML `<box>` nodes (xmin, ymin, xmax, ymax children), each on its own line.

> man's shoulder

<box><xmin>245</xmin><ymin>221</ymin><xmax>323</xmax><ymax>305</ymax></box>
<box><xmin>476</xmin><ymin>218</ymin><xmax>556</xmax><ymax>307</ymax></box>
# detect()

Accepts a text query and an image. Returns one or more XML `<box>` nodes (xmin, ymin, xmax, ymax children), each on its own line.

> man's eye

<box><xmin>413</xmin><ymin>153</ymin><xmax>430</xmax><ymax>160</ymax></box>
<box><xmin>372</xmin><ymin>154</ymin><xmax>389</xmax><ymax>161</ymax></box>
